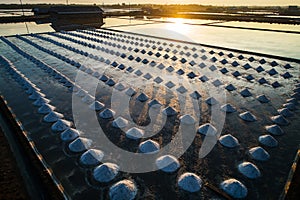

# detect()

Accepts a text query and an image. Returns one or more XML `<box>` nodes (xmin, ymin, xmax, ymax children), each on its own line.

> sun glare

<box><xmin>166</xmin><ymin>18</ymin><xmax>190</xmax><ymax>34</ymax></box>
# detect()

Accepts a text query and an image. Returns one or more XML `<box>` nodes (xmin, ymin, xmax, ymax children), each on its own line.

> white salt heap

<box><xmin>219</xmin><ymin>134</ymin><xmax>239</xmax><ymax>148</ymax></box>
<box><xmin>156</xmin><ymin>155</ymin><xmax>180</xmax><ymax>173</ymax></box>
<box><xmin>271</xmin><ymin>115</ymin><xmax>289</xmax><ymax>126</ymax></box>
<box><xmin>139</xmin><ymin>139</ymin><xmax>160</xmax><ymax>153</ymax></box>
<box><xmin>197</xmin><ymin>123</ymin><xmax>217</xmax><ymax>136</ymax></box>
<box><xmin>179</xmin><ymin>114</ymin><xmax>196</xmax><ymax>125</ymax></box>
<box><xmin>220</xmin><ymin>104</ymin><xmax>236</xmax><ymax>113</ymax></box>
<box><xmin>238</xmin><ymin>162</ymin><xmax>261</xmax><ymax>179</ymax></box>
<box><xmin>112</xmin><ymin>117</ymin><xmax>128</xmax><ymax>128</ymax></box>
<box><xmin>38</xmin><ymin>104</ymin><xmax>55</xmax><ymax>114</ymax></box>
<box><xmin>68</xmin><ymin>137</ymin><xmax>92</xmax><ymax>153</ymax></box>
<box><xmin>80</xmin><ymin>149</ymin><xmax>104</xmax><ymax>166</ymax></box>
<box><xmin>43</xmin><ymin>111</ymin><xmax>64</xmax><ymax>123</ymax></box>
<box><xmin>258</xmin><ymin>135</ymin><xmax>278</xmax><ymax>147</ymax></box>
<box><xmin>93</xmin><ymin>163</ymin><xmax>119</xmax><ymax>183</ymax></box>
<box><xmin>220</xmin><ymin>179</ymin><xmax>248</xmax><ymax>198</ymax></box>
<box><xmin>162</xmin><ymin>106</ymin><xmax>177</xmax><ymax>116</ymax></box>
<box><xmin>248</xmin><ymin>146</ymin><xmax>270</xmax><ymax>161</ymax></box>
<box><xmin>51</xmin><ymin>119</ymin><xmax>72</xmax><ymax>132</ymax></box>
<box><xmin>109</xmin><ymin>180</ymin><xmax>137</xmax><ymax>200</ymax></box>
<box><xmin>178</xmin><ymin>173</ymin><xmax>202</xmax><ymax>192</ymax></box>
<box><xmin>239</xmin><ymin>111</ymin><xmax>257</xmax><ymax>122</ymax></box>
<box><xmin>126</xmin><ymin>127</ymin><xmax>144</xmax><ymax>140</ymax></box>
<box><xmin>60</xmin><ymin>128</ymin><xmax>80</xmax><ymax>142</ymax></box>
<box><xmin>265</xmin><ymin>124</ymin><xmax>284</xmax><ymax>136</ymax></box>
<box><xmin>89</xmin><ymin>101</ymin><xmax>105</xmax><ymax>111</ymax></box>
<box><xmin>99</xmin><ymin>108</ymin><xmax>115</xmax><ymax>119</ymax></box>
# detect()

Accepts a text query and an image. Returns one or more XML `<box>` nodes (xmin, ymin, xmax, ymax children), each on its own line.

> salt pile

<box><xmin>220</xmin><ymin>178</ymin><xmax>247</xmax><ymax>199</ymax></box>
<box><xmin>38</xmin><ymin>104</ymin><xmax>55</xmax><ymax>114</ymax></box>
<box><xmin>265</xmin><ymin>124</ymin><xmax>284</xmax><ymax>136</ymax></box>
<box><xmin>258</xmin><ymin>135</ymin><xmax>278</xmax><ymax>147</ymax></box>
<box><xmin>68</xmin><ymin>137</ymin><xmax>92</xmax><ymax>153</ymax></box>
<box><xmin>240</xmin><ymin>89</ymin><xmax>252</xmax><ymax>97</ymax></box>
<box><xmin>239</xmin><ymin>111</ymin><xmax>257</xmax><ymax>122</ymax></box>
<box><xmin>99</xmin><ymin>108</ymin><xmax>115</xmax><ymax>119</ymax></box>
<box><xmin>136</xmin><ymin>93</ymin><xmax>149</xmax><ymax>102</ymax></box>
<box><xmin>51</xmin><ymin>119</ymin><xmax>72</xmax><ymax>132</ymax></box>
<box><xmin>112</xmin><ymin>117</ymin><xmax>128</xmax><ymax>128</ymax></box>
<box><xmin>139</xmin><ymin>139</ymin><xmax>160</xmax><ymax>153</ymax></box>
<box><xmin>125</xmin><ymin>87</ymin><xmax>136</xmax><ymax>96</ymax></box>
<box><xmin>80</xmin><ymin>149</ymin><xmax>104</xmax><ymax>166</ymax></box>
<box><xmin>178</xmin><ymin>173</ymin><xmax>202</xmax><ymax>192</ymax></box>
<box><xmin>109</xmin><ymin>180</ymin><xmax>137</xmax><ymax>200</ymax></box>
<box><xmin>33</xmin><ymin>97</ymin><xmax>50</xmax><ymax>107</ymax></box>
<box><xmin>155</xmin><ymin>155</ymin><xmax>180</xmax><ymax>173</ymax></box>
<box><xmin>277</xmin><ymin>108</ymin><xmax>293</xmax><ymax>117</ymax></box>
<box><xmin>93</xmin><ymin>163</ymin><xmax>119</xmax><ymax>183</ymax></box>
<box><xmin>126</xmin><ymin>127</ymin><xmax>144</xmax><ymax>140</ymax></box>
<box><xmin>220</xmin><ymin>104</ymin><xmax>236</xmax><ymax>113</ymax></box>
<box><xmin>197</xmin><ymin>123</ymin><xmax>217</xmax><ymax>136</ymax></box>
<box><xmin>89</xmin><ymin>101</ymin><xmax>105</xmax><ymax>111</ymax></box>
<box><xmin>271</xmin><ymin>115</ymin><xmax>289</xmax><ymax>126</ymax></box>
<box><xmin>205</xmin><ymin>97</ymin><xmax>218</xmax><ymax>105</ymax></box>
<box><xmin>162</xmin><ymin>106</ymin><xmax>177</xmax><ymax>116</ymax></box>
<box><xmin>256</xmin><ymin>95</ymin><xmax>270</xmax><ymax>103</ymax></box>
<box><xmin>218</xmin><ymin>134</ymin><xmax>239</xmax><ymax>148</ymax></box>
<box><xmin>238</xmin><ymin>162</ymin><xmax>261</xmax><ymax>179</ymax></box>
<box><xmin>60</xmin><ymin>128</ymin><xmax>80</xmax><ymax>142</ymax></box>
<box><xmin>179</xmin><ymin>114</ymin><xmax>196</xmax><ymax>125</ymax></box>
<box><xmin>43</xmin><ymin>111</ymin><xmax>64</xmax><ymax>123</ymax></box>
<box><xmin>248</xmin><ymin>146</ymin><xmax>270</xmax><ymax>161</ymax></box>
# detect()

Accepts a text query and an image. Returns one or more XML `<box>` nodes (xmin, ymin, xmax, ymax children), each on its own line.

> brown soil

<box><xmin>0</xmin><ymin>127</ymin><xmax>29</xmax><ymax>200</ymax></box>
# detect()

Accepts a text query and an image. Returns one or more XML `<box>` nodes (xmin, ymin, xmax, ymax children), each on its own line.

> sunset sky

<box><xmin>1</xmin><ymin>0</ymin><xmax>300</xmax><ymax>6</ymax></box>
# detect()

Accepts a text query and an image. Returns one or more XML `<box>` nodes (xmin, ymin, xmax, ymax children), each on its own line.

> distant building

<box><xmin>32</xmin><ymin>5</ymin><xmax>105</xmax><ymax>31</ymax></box>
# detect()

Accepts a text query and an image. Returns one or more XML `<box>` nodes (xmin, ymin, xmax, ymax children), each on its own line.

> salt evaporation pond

<box><xmin>0</xmin><ymin>24</ymin><xmax>299</xmax><ymax>199</ymax></box>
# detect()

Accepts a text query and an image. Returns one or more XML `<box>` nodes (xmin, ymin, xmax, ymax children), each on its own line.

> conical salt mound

<box><xmin>155</xmin><ymin>155</ymin><xmax>180</xmax><ymax>173</ymax></box>
<box><xmin>286</xmin><ymin>98</ymin><xmax>297</xmax><ymax>104</ymax></box>
<box><xmin>26</xmin><ymin>86</ymin><xmax>40</xmax><ymax>94</ymax></box>
<box><xmin>43</xmin><ymin>111</ymin><xmax>64</xmax><ymax>123</ymax></box>
<box><xmin>225</xmin><ymin>84</ymin><xmax>236</xmax><ymax>91</ymax></box>
<box><xmin>125</xmin><ymin>87</ymin><xmax>136</xmax><ymax>96</ymax></box>
<box><xmin>239</xmin><ymin>111</ymin><xmax>256</xmax><ymax>122</ymax></box>
<box><xmin>112</xmin><ymin>117</ymin><xmax>128</xmax><ymax>128</ymax></box>
<box><xmin>205</xmin><ymin>97</ymin><xmax>218</xmax><ymax>105</ymax></box>
<box><xmin>162</xmin><ymin>106</ymin><xmax>177</xmax><ymax>116</ymax></box>
<box><xmin>76</xmin><ymin>89</ymin><xmax>87</xmax><ymax>97</ymax></box>
<box><xmin>80</xmin><ymin>149</ymin><xmax>104</xmax><ymax>166</ymax></box>
<box><xmin>219</xmin><ymin>134</ymin><xmax>239</xmax><ymax>148</ymax></box>
<box><xmin>258</xmin><ymin>135</ymin><xmax>278</xmax><ymax>147</ymax></box>
<box><xmin>277</xmin><ymin>108</ymin><xmax>293</xmax><ymax>118</ymax></box>
<box><xmin>256</xmin><ymin>94</ymin><xmax>270</xmax><ymax>103</ymax></box>
<box><xmin>179</xmin><ymin>114</ymin><xmax>196</xmax><ymax>125</ymax></box>
<box><xmin>148</xmin><ymin>99</ymin><xmax>162</xmax><ymax>107</ymax></box>
<box><xmin>99</xmin><ymin>108</ymin><xmax>115</xmax><ymax>119</ymax></box>
<box><xmin>93</xmin><ymin>163</ymin><xmax>120</xmax><ymax>183</ymax></box>
<box><xmin>240</xmin><ymin>88</ymin><xmax>252</xmax><ymax>97</ymax></box>
<box><xmin>126</xmin><ymin>127</ymin><xmax>144</xmax><ymax>140</ymax></box>
<box><xmin>220</xmin><ymin>104</ymin><xmax>236</xmax><ymax>113</ymax></box>
<box><xmin>51</xmin><ymin>119</ymin><xmax>72</xmax><ymax>132</ymax></box>
<box><xmin>178</xmin><ymin>173</ymin><xmax>202</xmax><ymax>192</ymax></box>
<box><xmin>82</xmin><ymin>94</ymin><xmax>94</xmax><ymax>104</ymax></box>
<box><xmin>265</xmin><ymin>124</ymin><xmax>284</xmax><ymax>136</ymax></box>
<box><xmin>38</xmin><ymin>104</ymin><xmax>55</xmax><ymax>114</ymax></box>
<box><xmin>248</xmin><ymin>146</ymin><xmax>270</xmax><ymax>161</ymax></box>
<box><xmin>197</xmin><ymin>123</ymin><xmax>217</xmax><ymax>136</ymax></box>
<box><xmin>68</xmin><ymin>137</ymin><xmax>92</xmax><ymax>153</ymax></box>
<box><xmin>89</xmin><ymin>101</ymin><xmax>105</xmax><ymax>111</ymax></box>
<box><xmin>283</xmin><ymin>102</ymin><xmax>296</xmax><ymax>110</ymax></box>
<box><xmin>271</xmin><ymin>115</ymin><xmax>289</xmax><ymax>126</ymax></box>
<box><xmin>139</xmin><ymin>139</ymin><xmax>160</xmax><ymax>153</ymax></box>
<box><xmin>136</xmin><ymin>93</ymin><xmax>149</xmax><ymax>102</ymax></box>
<box><xmin>60</xmin><ymin>128</ymin><xmax>80</xmax><ymax>142</ymax></box>
<box><xmin>29</xmin><ymin>91</ymin><xmax>45</xmax><ymax>100</ymax></box>
<box><xmin>190</xmin><ymin>91</ymin><xmax>202</xmax><ymax>99</ymax></box>
<box><xmin>238</xmin><ymin>162</ymin><xmax>261</xmax><ymax>179</ymax></box>
<box><xmin>114</xmin><ymin>83</ymin><xmax>126</xmax><ymax>91</ymax></box>
<box><xmin>109</xmin><ymin>180</ymin><xmax>137</xmax><ymax>200</ymax></box>
<box><xmin>220</xmin><ymin>179</ymin><xmax>248</xmax><ymax>199</ymax></box>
